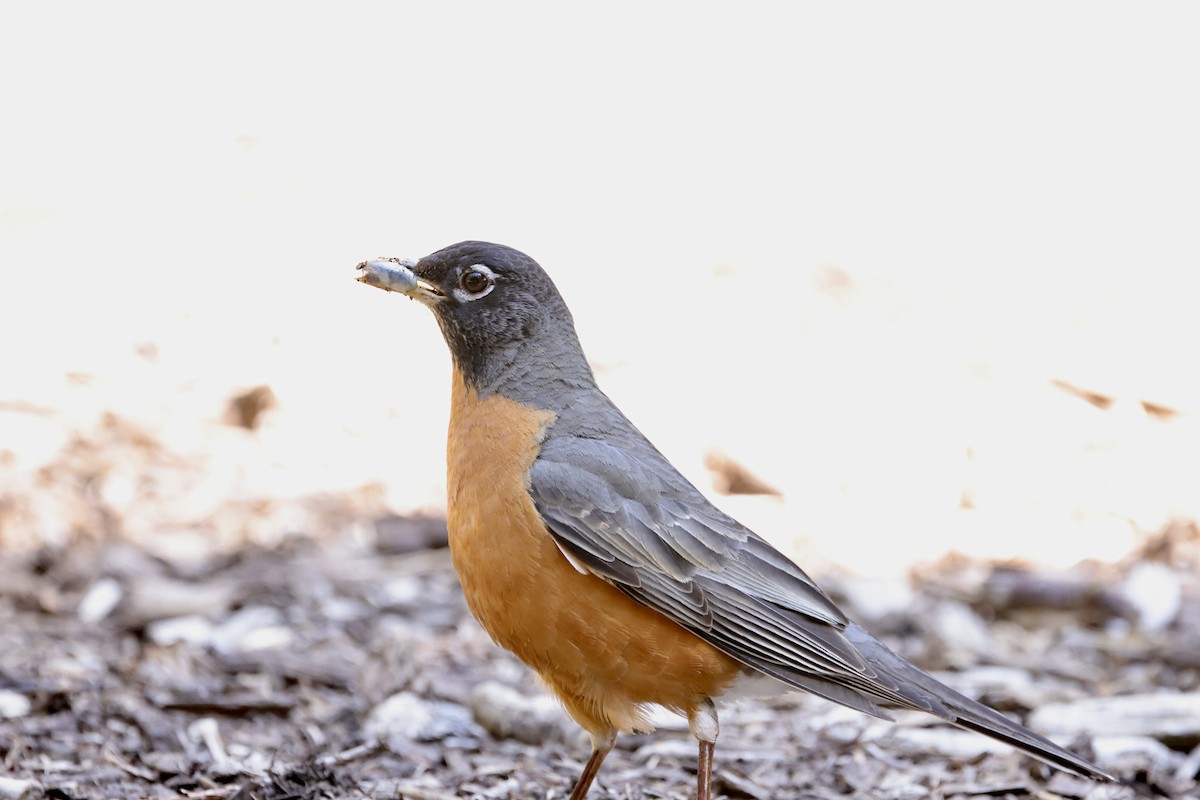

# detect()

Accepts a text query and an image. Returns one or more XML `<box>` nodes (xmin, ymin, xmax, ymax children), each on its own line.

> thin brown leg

<box><xmin>697</xmin><ymin>739</ymin><xmax>714</xmax><ymax>800</ymax></box>
<box><xmin>568</xmin><ymin>732</ymin><xmax>616</xmax><ymax>800</ymax></box>
<box><xmin>689</xmin><ymin>699</ymin><xmax>719</xmax><ymax>800</ymax></box>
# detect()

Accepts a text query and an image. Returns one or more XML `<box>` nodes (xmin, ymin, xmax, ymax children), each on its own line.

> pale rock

<box><xmin>1118</xmin><ymin>562</ymin><xmax>1182</xmax><ymax>632</ymax></box>
<box><xmin>146</xmin><ymin>615</ymin><xmax>215</xmax><ymax>647</ymax></box>
<box><xmin>936</xmin><ymin>665</ymin><xmax>1060</xmax><ymax>709</ymax></box>
<box><xmin>469</xmin><ymin>681</ymin><xmax>577</xmax><ymax>745</ymax></box>
<box><xmin>77</xmin><ymin>577</ymin><xmax>123</xmax><ymax>624</ymax></box>
<box><xmin>122</xmin><ymin>576</ymin><xmax>238</xmax><ymax>627</ymax></box>
<box><xmin>0</xmin><ymin>690</ymin><xmax>31</xmax><ymax>719</ymax></box>
<box><xmin>632</xmin><ymin>738</ymin><xmax>695</xmax><ymax>760</ymax></box>
<box><xmin>807</xmin><ymin>702</ymin><xmax>881</xmax><ymax>745</ymax></box>
<box><xmin>211</xmin><ymin>605</ymin><xmax>293</xmax><ymax>653</ymax></box>
<box><xmin>187</xmin><ymin>717</ymin><xmax>236</xmax><ymax>774</ymax></box>
<box><xmin>0</xmin><ymin>776</ymin><xmax>43</xmax><ymax>800</ymax></box>
<box><xmin>1091</xmin><ymin>734</ymin><xmax>1180</xmax><ymax>772</ymax></box>
<box><xmin>868</xmin><ymin>723</ymin><xmax>1019</xmax><ymax>761</ymax></box>
<box><xmin>1030</xmin><ymin>692</ymin><xmax>1200</xmax><ymax>742</ymax></box>
<box><xmin>365</xmin><ymin>692</ymin><xmax>478</xmax><ymax>750</ymax></box>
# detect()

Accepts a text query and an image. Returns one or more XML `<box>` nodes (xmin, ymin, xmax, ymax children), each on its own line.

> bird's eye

<box><xmin>460</xmin><ymin>270</ymin><xmax>491</xmax><ymax>294</ymax></box>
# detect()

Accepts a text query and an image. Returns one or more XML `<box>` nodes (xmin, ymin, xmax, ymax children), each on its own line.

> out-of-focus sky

<box><xmin>2</xmin><ymin>3</ymin><xmax>1198</xmax><ymax>574</ymax></box>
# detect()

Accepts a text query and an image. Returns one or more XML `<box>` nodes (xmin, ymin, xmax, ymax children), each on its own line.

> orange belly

<box><xmin>445</xmin><ymin>371</ymin><xmax>743</xmax><ymax>734</ymax></box>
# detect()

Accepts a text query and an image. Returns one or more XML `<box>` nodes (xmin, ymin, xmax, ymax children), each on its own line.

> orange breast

<box><xmin>445</xmin><ymin>371</ymin><xmax>743</xmax><ymax>735</ymax></box>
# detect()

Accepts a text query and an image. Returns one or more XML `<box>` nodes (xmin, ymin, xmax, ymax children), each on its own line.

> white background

<box><xmin>3</xmin><ymin>3</ymin><xmax>1198</xmax><ymax>574</ymax></box>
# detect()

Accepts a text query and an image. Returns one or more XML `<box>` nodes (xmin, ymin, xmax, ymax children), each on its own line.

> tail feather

<box><xmin>843</xmin><ymin>624</ymin><xmax>1113</xmax><ymax>781</ymax></box>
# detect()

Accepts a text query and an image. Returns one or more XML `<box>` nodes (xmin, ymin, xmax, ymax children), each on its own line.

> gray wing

<box><xmin>530</xmin><ymin>435</ymin><xmax>933</xmax><ymax>718</ymax></box>
<box><xmin>530</xmin><ymin>435</ymin><xmax>1113</xmax><ymax>780</ymax></box>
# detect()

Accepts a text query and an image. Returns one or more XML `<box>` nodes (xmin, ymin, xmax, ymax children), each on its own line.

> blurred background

<box><xmin>3</xmin><ymin>3</ymin><xmax>1197</xmax><ymax>573</ymax></box>
<box><xmin>3</xmin><ymin>4</ymin><xmax>1200</xmax><ymax>797</ymax></box>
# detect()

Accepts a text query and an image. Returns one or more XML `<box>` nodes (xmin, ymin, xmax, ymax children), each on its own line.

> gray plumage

<box><xmin>403</xmin><ymin>240</ymin><xmax>1112</xmax><ymax>782</ymax></box>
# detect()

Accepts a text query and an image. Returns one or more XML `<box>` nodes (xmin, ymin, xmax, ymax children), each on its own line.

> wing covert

<box><xmin>529</xmin><ymin>437</ymin><xmax>869</xmax><ymax>683</ymax></box>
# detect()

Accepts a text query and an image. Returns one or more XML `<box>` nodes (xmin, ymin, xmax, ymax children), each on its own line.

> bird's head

<box><xmin>357</xmin><ymin>241</ymin><xmax>592</xmax><ymax>397</ymax></box>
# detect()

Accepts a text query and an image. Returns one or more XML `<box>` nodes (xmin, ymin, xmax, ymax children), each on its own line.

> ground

<box><xmin>1</xmin><ymin>518</ymin><xmax>1196</xmax><ymax>800</ymax></box>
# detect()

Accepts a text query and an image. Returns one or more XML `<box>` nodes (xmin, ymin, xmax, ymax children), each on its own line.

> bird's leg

<box><xmin>568</xmin><ymin>730</ymin><xmax>616</xmax><ymax>800</ymax></box>
<box><xmin>697</xmin><ymin>740</ymin><xmax>715</xmax><ymax>800</ymax></box>
<box><xmin>689</xmin><ymin>699</ymin><xmax>719</xmax><ymax>800</ymax></box>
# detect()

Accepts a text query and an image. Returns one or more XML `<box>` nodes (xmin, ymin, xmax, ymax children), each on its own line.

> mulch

<box><xmin>1</xmin><ymin>523</ymin><xmax>1196</xmax><ymax>800</ymax></box>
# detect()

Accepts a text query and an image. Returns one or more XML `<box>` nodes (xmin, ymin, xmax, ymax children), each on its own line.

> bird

<box><xmin>355</xmin><ymin>242</ymin><xmax>1113</xmax><ymax>799</ymax></box>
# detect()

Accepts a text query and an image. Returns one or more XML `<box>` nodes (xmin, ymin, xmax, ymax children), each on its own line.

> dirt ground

<box><xmin>1</xmin><ymin>514</ymin><xmax>1197</xmax><ymax>800</ymax></box>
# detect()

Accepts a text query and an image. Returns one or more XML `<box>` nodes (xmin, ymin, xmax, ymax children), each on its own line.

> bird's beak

<box><xmin>355</xmin><ymin>258</ymin><xmax>444</xmax><ymax>303</ymax></box>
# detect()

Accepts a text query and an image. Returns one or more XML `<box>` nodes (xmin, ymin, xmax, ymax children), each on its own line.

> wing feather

<box><xmin>529</xmin><ymin>434</ymin><xmax>1111</xmax><ymax>780</ymax></box>
<box><xmin>531</xmin><ymin>438</ymin><xmax>863</xmax><ymax>685</ymax></box>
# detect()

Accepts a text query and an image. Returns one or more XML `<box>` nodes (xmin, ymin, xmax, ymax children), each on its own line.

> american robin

<box><xmin>355</xmin><ymin>242</ymin><xmax>1112</xmax><ymax>799</ymax></box>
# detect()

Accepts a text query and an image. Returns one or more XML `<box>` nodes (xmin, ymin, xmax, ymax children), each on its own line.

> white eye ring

<box><xmin>453</xmin><ymin>263</ymin><xmax>497</xmax><ymax>302</ymax></box>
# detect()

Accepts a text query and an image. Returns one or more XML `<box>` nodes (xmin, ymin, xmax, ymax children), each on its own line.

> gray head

<box><xmin>366</xmin><ymin>241</ymin><xmax>596</xmax><ymax>398</ymax></box>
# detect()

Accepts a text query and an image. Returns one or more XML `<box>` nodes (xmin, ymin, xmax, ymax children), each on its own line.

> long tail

<box><xmin>842</xmin><ymin>624</ymin><xmax>1113</xmax><ymax>781</ymax></box>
